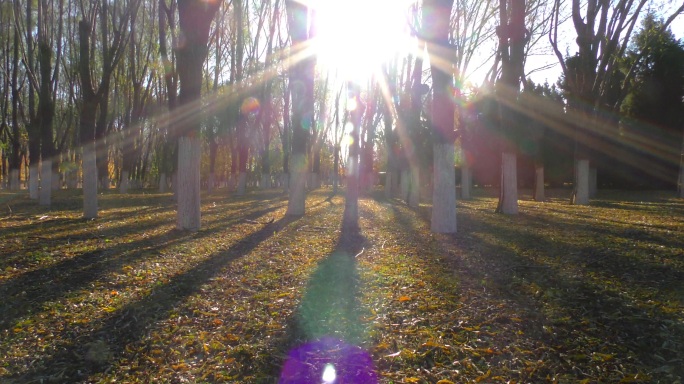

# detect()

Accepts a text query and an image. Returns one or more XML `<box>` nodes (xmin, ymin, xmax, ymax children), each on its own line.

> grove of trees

<box><xmin>1</xmin><ymin>0</ymin><xmax>683</xmax><ymax>232</ymax></box>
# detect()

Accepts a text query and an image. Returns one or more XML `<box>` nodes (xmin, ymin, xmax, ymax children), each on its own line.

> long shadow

<box><xmin>0</xmin><ymin>200</ymin><xmax>285</xmax><ymax>333</ymax></box>
<box><xmin>274</xmin><ymin>219</ymin><xmax>378</xmax><ymax>382</ymax></box>
<box><xmin>9</xmin><ymin>215</ymin><xmax>298</xmax><ymax>382</ymax></box>
<box><xmin>379</xmin><ymin>196</ymin><xmax>684</xmax><ymax>380</ymax></box>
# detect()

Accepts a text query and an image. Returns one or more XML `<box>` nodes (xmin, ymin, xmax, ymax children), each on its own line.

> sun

<box><xmin>311</xmin><ymin>0</ymin><xmax>417</xmax><ymax>82</ymax></box>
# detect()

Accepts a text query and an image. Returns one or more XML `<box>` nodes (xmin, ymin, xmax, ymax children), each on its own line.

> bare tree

<box><xmin>494</xmin><ymin>0</ymin><xmax>526</xmax><ymax>215</ymax></box>
<box><xmin>175</xmin><ymin>0</ymin><xmax>222</xmax><ymax>230</ymax></box>
<box><xmin>423</xmin><ymin>0</ymin><xmax>457</xmax><ymax>232</ymax></box>
<box><xmin>285</xmin><ymin>0</ymin><xmax>313</xmax><ymax>215</ymax></box>
<box><xmin>78</xmin><ymin>0</ymin><xmax>138</xmax><ymax>218</ymax></box>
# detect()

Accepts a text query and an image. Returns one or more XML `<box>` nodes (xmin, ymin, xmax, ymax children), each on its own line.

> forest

<box><xmin>1</xmin><ymin>0</ymin><xmax>684</xmax><ymax>382</ymax></box>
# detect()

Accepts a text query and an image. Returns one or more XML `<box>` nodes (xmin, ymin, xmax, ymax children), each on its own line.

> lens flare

<box><xmin>322</xmin><ymin>363</ymin><xmax>336</xmax><ymax>383</ymax></box>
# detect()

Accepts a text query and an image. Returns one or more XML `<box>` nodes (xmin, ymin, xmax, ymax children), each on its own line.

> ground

<box><xmin>0</xmin><ymin>188</ymin><xmax>682</xmax><ymax>383</ymax></box>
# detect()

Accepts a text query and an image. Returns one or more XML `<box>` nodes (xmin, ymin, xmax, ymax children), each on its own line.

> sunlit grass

<box><xmin>0</xmin><ymin>188</ymin><xmax>682</xmax><ymax>382</ymax></box>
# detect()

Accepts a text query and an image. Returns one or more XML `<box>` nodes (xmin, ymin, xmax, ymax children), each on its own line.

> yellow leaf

<box><xmin>398</xmin><ymin>296</ymin><xmax>411</xmax><ymax>302</ymax></box>
<box><xmin>404</xmin><ymin>378</ymin><xmax>421</xmax><ymax>383</ymax></box>
<box><xmin>437</xmin><ymin>380</ymin><xmax>455</xmax><ymax>384</ymax></box>
<box><xmin>475</xmin><ymin>369</ymin><xmax>491</xmax><ymax>382</ymax></box>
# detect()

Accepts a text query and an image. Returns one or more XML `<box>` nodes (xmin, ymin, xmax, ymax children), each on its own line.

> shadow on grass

<box><xmin>274</xmin><ymin>218</ymin><xmax>378</xmax><ymax>383</ymax></box>
<box><xmin>383</xmin><ymin>194</ymin><xmax>684</xmax><ymax>380</ymax></box>
<box><xmin>0</xmin><ymin>197</ymin><xmax>286</xmax><ymax>334</ymax></box>
<box><xmin>9</xmin><ymin>214</ymin><xmax>299</xmax><ymax>383</ymax></box>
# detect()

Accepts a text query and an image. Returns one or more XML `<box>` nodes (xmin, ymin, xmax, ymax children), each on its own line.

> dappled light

<box><xmin>1</xmin><ymin>188</ymin><xmax>683</xmax><ymax>381</ymax></box>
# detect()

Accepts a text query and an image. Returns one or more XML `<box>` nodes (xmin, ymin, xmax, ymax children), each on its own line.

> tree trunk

<box><xmin>286</xmin><ymin>0</ymin><xmax>312</xmax><ymax>215</ymax></box>
<box><xmin>534</xmin><ymin>165</ymin><xmax>545</xmax><ymax>202</ymax></box>
<box><xmin>83</xmin><ymin>142</ymin><xmax>98</xmax><ymax>218</ymax></box>
<box><xmin>401</xmin><ymin>169</ymin><xmax>410</xmax><ymax>201</ymax></box>
<box><xmin>424</xmin><ymin>0</ymin><xmax>456</xmax><ymax>232</ymax></box>
<box><xmin>29</xmin><ymin>164</ymin><xmax>39</xmax><ymax>199</ymax></box>
<box><xmin>431</xmin><ymin>142</ymin><xmax>457</xmax><ymax>232</ymax></box>
<box><xmin>574</xmin><ymin>159</ymin><xmax>590</xmax><ymax>205</ymax></box>
<box><xmin>159</xmin><ymin>172</ymin><xmax>168</xmax><ymax>193</ymax></box>
<box><xmin>461</xmin><ymin>161</ymin><xmax>471</xmax><ymax>199</ymax></box>
<box><xmin>343</xmin><ymin>85</ymin><xmax>363</xmax><ymax>229</ymax></box>
<box><xmin>175</xmin><ymin>0</ymin><xmax>220</xmax><ymax>230</ymax></box>
<box><xmin>589</xmin><ymin>166</ymin><xmax>597</xmax><ymax>198</ymax></box>
<box><xmin>177</xmin><ymin>136</ymin><xmax>201</xmax><ymax>230</ymax></box>
<box><xmin>120</xmin><ymin>171</ymin><xmax>130</xmax><ymax>194</ymax></box>
<box><xmin>499</xmin><ymin>152</ymin><xmax>518</xmax><ymax>214</ymax></box>
<box><xmin>408</xmin><ymin>166</ymin><xmax>420</xmax><ymax>207</ymax></box>
<box><xmin>39</xmin><ymin>159</ymin><xmax>51</xmax><ymax>206</ymax></box>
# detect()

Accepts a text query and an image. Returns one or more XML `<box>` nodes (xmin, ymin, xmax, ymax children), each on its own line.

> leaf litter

<box><xmin>0</xmin><ymin>188</ymin><xmax>682</xmax><ymax>383</ymax></box>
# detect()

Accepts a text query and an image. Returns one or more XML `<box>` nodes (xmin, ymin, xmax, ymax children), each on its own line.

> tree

<box><xmin>494</xmin><ymin>0</ymin><xmax>526</xmax><ymax>215</ymax></box>
<box><xmin>175</xmin><ymin>0</ymin><xmax>222</xmax><ymax>231</ymax></box>
<box><xmin>423</xmin><ymin>0</ymin><xmax>457</xmax><ymax>232</ymax></box>
<box><xmin>285</xmin><ymin>0</ymin><xmax>313</xmax><ymax>216</ymax></box>
<box><xmin>79</xmin><ymin>1</ymin><xmax>137</xmax><ymax>218</ymax></box>
<box><xmin>342</xmin><ymin>82</ymin><xmax>364</xmax><ymax>229</ymax></box>
<box><xmin>549</xmin><ymin>0</ymin><xmax>683</xmax><ymax>204</ymax></box>
<box><xmin>621</xmin><ymin>14</ymin><xmax>684</xmax><ymax>191</ymax></box>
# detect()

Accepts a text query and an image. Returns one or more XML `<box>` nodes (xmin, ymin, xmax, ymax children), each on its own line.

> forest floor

<box><xmin>0</xmin><ymin>187</ymin><xmax>683</xmax><ymax>383</ymax></box>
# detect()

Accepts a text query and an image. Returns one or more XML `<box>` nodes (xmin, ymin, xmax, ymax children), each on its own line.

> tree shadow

<box><xmin>8</xmin><ymin>214</ymin><xmax>298</xmax><ymax>382</ymax></box>
<box><xmin>274</xmin><ymin>222</ymin><xmax>378</xmax><ymax>383</ymax></box>
<box><xmin>0</xmin><ymin>197</ymin><xmax>286</xmax><ymax>330</ymax></box>
<box><xmin>381</xmin><ymin>196</ymin><xmax>684</xmax><ymax>380</ymax></box>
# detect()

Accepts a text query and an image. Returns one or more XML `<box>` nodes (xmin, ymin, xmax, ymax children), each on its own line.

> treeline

<box><xmin>0</xmin><ymin>0</ymin><xmax>682</xmax><ymax>215</ymax></box>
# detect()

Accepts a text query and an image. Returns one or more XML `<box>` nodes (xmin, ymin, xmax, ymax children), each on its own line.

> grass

<box><xmin>0</xmin><ymin>187</ymin><xmax>682</xmax><ymax>383</ymax></box>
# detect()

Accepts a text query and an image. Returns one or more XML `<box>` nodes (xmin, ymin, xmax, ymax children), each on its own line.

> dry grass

<box><xmin>0</xmin><ymin>187</ymin><xmax>682</xmax><ymax>383</ymax></box>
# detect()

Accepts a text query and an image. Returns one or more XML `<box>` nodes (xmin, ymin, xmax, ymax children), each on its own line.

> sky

<box><xmin>525</xmin><ymin>9</ymin><xmax>684</xmax><ymax>86</ymax></box>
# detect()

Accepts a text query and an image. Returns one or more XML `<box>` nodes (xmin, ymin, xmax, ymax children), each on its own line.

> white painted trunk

<box><xmin>574</xmin><ymin>159</ymin><xmax>590</xmax><ymax>205</ymax></box>
<box><xmin>401</xmin><ymin>170</ymin><xmax>410</xmax><ymax>201</ymax></box>
<box><xmin>431</xmin><ymin>142</ymin><xmax>457</xmax><ymax>233</ymax></box>
<box><xmin>260</xmin><ymin>174</ymin><xmax>271</xmax><ymax>189</ymax></box>
<box><xmin>177</xmin><ymin>137</ymin><xmax>201</xmax><ymax>231</ymax></box>
<box><xmin>9</xmin><ymin>169</ymin><xmax>20</xmax><ymax>191</ymax></box>
<box><xmin>461</xmin><ymin>163</ymin><xmax>471</xmax><ymax>199</ymax></box>
<box><xmin>66</xmin><ymin>170</ymin><xmax>78</xmax><ymax>189</ymax></box>
<box><xmin>39</xmin><ymin>159</ymin><xmax>52</xmax><ymax>206</ymax></box>
<box><xmin>29</xmin><ymin>165</ymin><xmax>39</xmax><ymax>199</ymax></box>
<box><xmin>83</xmin><ymin>143</ymin><xmax>98</xmax><ymax>218</ymax></box>
<box><xmin>534</xmin><ymin>166</ymin><xmax>545</xmax><ymax>202</ymax></box>
<box><xmin>500</xmin><ymin>152</ymin><xmax>518</xmax><ymax>214</ymax></box>
<box><xmin>384</xmin><ymin>171</ymin><xmax>393</xmax><ymax>198</ymax></box>
<box><xmin>237</xmin><ymin>172</ymin><xmax>247</xmax><ymax>195</ymax></box>
<box><xmin>159</xmin><ymin>173</ymin><xmax>168</xmax><ymax>193</ymax></box>
<box><xmin>119</xmin><ymin>171</ymin><xmax>130</xmax><ymax>194</ymax></box>
<box><xmin>408</xmin><ymin>167</ymin><xmax>420</xmax><ymax>207</ymax></box>
<box><xmin>287</xmin><ymin>154</ymin><xmax>307</xmax><ymax>215</ymax></box>
<box><xmin>589</xmin><ymin>167</ymin><xmax>597</xmax><ymax>198</ymax></box>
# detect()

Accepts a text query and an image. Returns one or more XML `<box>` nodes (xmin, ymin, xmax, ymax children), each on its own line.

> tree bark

<box><xmin>574</xmin><ymin>159</ymin><xmax>590</xmax><ymax>205</ymax></box>
<box><xmin>286</xmin><ymin>0</ymin><xmax>312</xmax><ymax>216</ymax></box>
<box><xmin>175</xmin><ymin>0</ymin><xmax>221</xmax><ymax>230</ymax></box>
<box><xmin>83</xmin><ymin>142</ymin><xmax>98</xmax><ymax>218</ymax></box>
<box><xmin>177</xmin><ymin>136</ymin><xmax>201</xmax><ymax>230</ymax></box>
<box><xmin>343</xmin><ymin>84</ymin><xmax>363</xmax><ymax>229</ymax></box>
<box><xmin>424</xmin><ymin>0</ymin><xmax>457</xmax><ymax>232</ymax></box>
<box><xmin>499</xmin><ymin>152</ymin><xmax>518</xmax><ymax>214</ymax></box>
